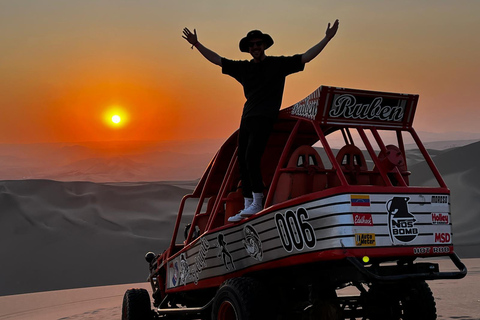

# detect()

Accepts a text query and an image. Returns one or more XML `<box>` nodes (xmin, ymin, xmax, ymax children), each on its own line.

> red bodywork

<box><xmin>146</xmin><ymin>86</ymin><xmax>465</xmax><ymax>309</ymax></box>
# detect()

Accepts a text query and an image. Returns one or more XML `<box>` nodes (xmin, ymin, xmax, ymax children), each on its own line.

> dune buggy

<box><xmin>122</xmin><ymin>86</ymin><xmax>466</xmax><ymax>320</ymax></box>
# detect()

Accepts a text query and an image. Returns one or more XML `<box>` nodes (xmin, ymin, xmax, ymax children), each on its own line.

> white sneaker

<box><xmin>240</xmin><ymin>203</ymin><xmax>262</xmax><ymax>217</ymax></box>
<box><xmin>228</xmin><ymin>213</ymin><xmax>245</xmax><ymax>223</ymax></box>
<box><xmin>244</xmin><ymin>197</ymin><xmax>253</xmax><ymax>209</ymax></box>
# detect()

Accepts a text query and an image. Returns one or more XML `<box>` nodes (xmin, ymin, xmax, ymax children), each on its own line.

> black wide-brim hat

<box><xmin>239</xmin><ymin>30</ymin><xmax>274</xmax><ymax>52</ymax></box>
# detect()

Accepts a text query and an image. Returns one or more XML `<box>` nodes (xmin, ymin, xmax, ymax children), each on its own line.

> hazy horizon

<box><xmin>1</xmin><ymin>1</ymin><xmax>479</xmax><ymax>145</ymax></box>
<box><xmin>0</xmin><ymin>129</ymin><xmax>478</xmax><ymax>146</ymax></box>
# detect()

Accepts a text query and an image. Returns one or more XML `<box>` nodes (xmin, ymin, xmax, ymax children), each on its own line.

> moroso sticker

<box><xmin>353</xmin><ymin>213</ymin><xmax>373</xmax><ymax>226</ymax></box>
<box><xmin>355</xmin><ymin>233</ymin><xmax>376</xmax><ymax>246</ymax></box>
<box><xmin>351</xmin><ymin>195</ymin><xmax>370</xmax><ymax>206</ymax></box>
<box><xmin>387</xmin><ymin>197</ymin><xmax>418</xmax><ymax>243</ymax></box>
<box><xmin>243</xmin><ymin>224</ymin><xmax>263</xmax><ymax>261</ymax></box>
<box><xmin>431</xmin><ymin>195</ymin><xmax>448</xmax><ymax>204</ymax></box>
<box><xmin>432</xmin><ymin>213</ymin><xmax>449</xmax><ymax>224</ymax></box>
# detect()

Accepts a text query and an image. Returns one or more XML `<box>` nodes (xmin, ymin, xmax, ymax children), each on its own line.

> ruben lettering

<box><xmin>329</xmin><ymin>94</ymin><xmax>404</xmax><ymax>122</ymax></box>
<box><xmin>291</xmin><ymin>97</ymin><xmax>318</xmax><ymax>120</ymax></box>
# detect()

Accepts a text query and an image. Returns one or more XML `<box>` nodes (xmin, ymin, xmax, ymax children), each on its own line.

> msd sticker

<box><xmin>434</xmin><ymin>233</ymin><xmax>451</xmax><ymax>243</ymax></box>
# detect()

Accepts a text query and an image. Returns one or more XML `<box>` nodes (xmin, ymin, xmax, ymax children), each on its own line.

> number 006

<box><xmin>275</xmin><ymin>208</ymin><xmax>316</xmax><ymax>252</ymax></box>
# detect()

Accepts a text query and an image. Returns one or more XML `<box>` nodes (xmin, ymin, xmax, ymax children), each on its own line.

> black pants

<box><xmin>238</xmin><ymin>116</ymin><xmax>275</xmax><ymax>198</ymax></box>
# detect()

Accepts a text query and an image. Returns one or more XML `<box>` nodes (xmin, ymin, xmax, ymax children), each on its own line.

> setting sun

<box><xmin>112</xmin><ymin>115</ymin><xmax>121</xmax><ymax>124</ymax></box>
<box><xmin>104</xmin><ymin>106</ymin><xmax>128</xmax><ymax>128</ymax></box>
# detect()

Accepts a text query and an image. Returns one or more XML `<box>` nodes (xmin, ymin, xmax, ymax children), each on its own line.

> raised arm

<box><xmin>301</xmin><ymin>19</ymin><xmax>339</xmax><ymax>64</ymax></box>
<box><xmin>182</xmin><ymin>28</ymin><xmax>222</xmax><ymax>67</ymax></box>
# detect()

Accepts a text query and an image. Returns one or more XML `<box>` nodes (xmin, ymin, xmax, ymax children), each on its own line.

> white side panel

<box><xmin>166</xmin><ymin>193</ymin><xmax>452</xmax><ymax>289</ymax></box>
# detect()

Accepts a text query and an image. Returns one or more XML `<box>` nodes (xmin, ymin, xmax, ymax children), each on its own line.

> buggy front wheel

<box><xmin>122</xmin><ymin>288</ymin><xmax>153</xmax><ymax>320</ymax></box>
<box><xmin>211</xmin><ymin>277</ymin><xmax>270</xmax><ymax>320</ymax></box>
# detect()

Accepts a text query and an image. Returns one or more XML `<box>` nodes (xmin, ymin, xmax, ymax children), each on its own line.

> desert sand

<box><xmin>0</xmin><ymin>259</ymin><xmax>478</xmax><ymax>319</ymax></box>
<box><xmin>0</xmin><ymin>282</ymin><xmax>151</xmax><ymax>320</ymax></box>
<box><xmin>0</xmin><ymin>140</ymin><xmax>479</xmax><ymax>318</ymax></box>
<box><xmin>0</xmin><ymin>179</ymin><xmax>198</xmax><ymax>296</ymax></box>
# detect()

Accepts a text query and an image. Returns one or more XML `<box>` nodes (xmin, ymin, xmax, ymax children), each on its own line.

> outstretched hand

<box><xmin>325</xmin><ymin>19</ymin><xmax>339</xmax><ymax>40</ymax></box>
<box><xmin>182</xmin><ymin>27</ymin><xmax>198</xmax><ymax>45</ymax></box>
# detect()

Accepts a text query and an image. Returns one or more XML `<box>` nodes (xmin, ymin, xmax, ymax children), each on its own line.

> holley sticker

<box><xmin>431</xmin><ymin>212</ymin><xmax>449</xmax><ymax>224</ymax></box>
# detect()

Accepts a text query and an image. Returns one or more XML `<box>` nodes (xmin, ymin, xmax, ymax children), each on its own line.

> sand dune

<box><xmin>0</xmin><ymin>282</ymin><xmax>150</xmax><ymax>320</ymax></box>
<box><xmin>0</xmin><ymin>136</ymin><xmax>478</xmax><ymax>182</ymax></box>
<box><xmin>410</xmin><ymin>141</ymin><xmax>480</xmax><ymax>258</ymax></box>
<box><xmin>1</xmin><ymin>140</ymin><xmax>480</xmax><ymax>298</ymax></box>
<box><xmin>0</xmin><ymin>180</ymin><xmax>196</xmax><ymax>296</ymax></box>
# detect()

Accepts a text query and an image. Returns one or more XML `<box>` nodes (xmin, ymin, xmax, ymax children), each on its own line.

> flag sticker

<box><xmin>351</xmin><ymin>195</ymin><xmax>370</xmax><ymax>206</ymax></box>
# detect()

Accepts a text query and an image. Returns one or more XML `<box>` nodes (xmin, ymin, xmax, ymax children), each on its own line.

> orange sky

<box><xmin>1</xmin><ymin>1</ymin><xmax>479</xmax><ymax>144</ymax></box>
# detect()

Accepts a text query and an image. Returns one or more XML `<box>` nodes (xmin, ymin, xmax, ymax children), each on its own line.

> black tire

<box><xmin>211</xmin><ymin>277</ymin><xmax>270</xmax><ymax>320</ymax></box>
<box><xmin>122</xmin><ymin>288</ymin><xmax>153</xmax><ymax>320</ymax></box>
<box><xmin>305</xmin><ymin>299</ymin><xmax>343</xmax><ymax>320</ymax></box>
<box><xmin>401</xmin><ymin>280</ymin><xmax>436</xmax><ymax>320</ymax></box>
<box><xmin>363</xmin><ymin>283</ymin><xmax>401</xmax><ymax>320</ymax></box>
<box><xmin>364</xmin><ymin>280</ymin><xmax>436</xmax><ymax>320</ymax></box>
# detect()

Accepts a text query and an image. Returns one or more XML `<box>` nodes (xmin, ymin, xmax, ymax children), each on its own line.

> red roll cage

<box><xmin>167</xmin><ymin>86</ymin><xmax>447</xmax><ymax>256</ymax></box>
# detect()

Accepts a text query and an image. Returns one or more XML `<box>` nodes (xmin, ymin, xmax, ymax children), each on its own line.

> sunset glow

<box><xmin>104</xmin><ymin>107</ymin><xmax>128</xmax><ymax>128</ymax></box>
<box><xmin>0</xmin><ymin>1</ymin><xmax>479</xmax><ymax>144</ymax></box>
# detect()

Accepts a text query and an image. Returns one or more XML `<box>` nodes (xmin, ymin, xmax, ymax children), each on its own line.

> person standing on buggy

<box><xmin>182</xmin><ymin>20</ymin><xmax>339</xmax><ymax>222</ymax></box>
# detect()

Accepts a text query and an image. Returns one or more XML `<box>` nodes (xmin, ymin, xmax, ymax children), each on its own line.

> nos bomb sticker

<box><xmin>387</xmin><ymin>197</ymin><xmax>418</xmax><ymax>244</ymax></box>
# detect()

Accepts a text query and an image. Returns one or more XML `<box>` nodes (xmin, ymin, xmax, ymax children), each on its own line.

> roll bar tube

<box><xmin>169</xmin><ymin>194</ymin><xmax>194</xmax><ymax>254</ymax></box>
<box><xmin>313</xmin><ymin>122</ymin><xmax>349</xmax><ymax>186</ymax></box>
<box><xmin>346</xmin><ymin>253</ymin><xmax>467</xmax><ymax>281</ymax></box>
<box><xmin>265</xmin><ymin>121</ymin><xmax>301</xmax><ymax>207</ymax></box>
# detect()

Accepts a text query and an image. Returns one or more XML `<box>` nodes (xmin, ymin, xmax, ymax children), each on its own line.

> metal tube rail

<box><xmin>265</xmin><ymin>120</ymin><xmax>301</xmax><ymax>207</ymax></box>
<box><xmin>346</xmin><ymin>253</ymin><xmax>467</xmax><ymax>281</ymax></box>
